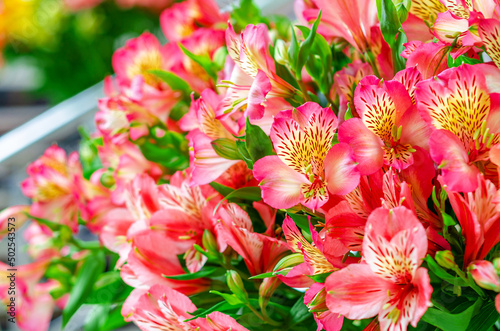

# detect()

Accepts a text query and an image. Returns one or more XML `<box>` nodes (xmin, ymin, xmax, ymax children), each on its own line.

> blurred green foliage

<box><xmin>3</xmin><ymin>1</ymin><xmax>162</xmax><ymax>103</ymax></box>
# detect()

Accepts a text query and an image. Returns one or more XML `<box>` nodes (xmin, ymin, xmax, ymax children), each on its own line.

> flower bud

<box><xmin>273</xmin><ymin>253</ymin><xmax>304</xmax><ymax>274</ymax></box>
<box><xmin>226</xmin><ymin>270</ymin><xmax>248</xmax><ymax>302</ymax></box>
<box><xmin>211</xmin><ymin>138</ymin><xmax>240</xmax><ymax>160</ymax></box>
<box><xmin>202</xmin><ymin>230</ymin><xmax>219</xmax><ymax>256</ymax></box>
<box><xmin>259</xmin><ymin>277</ymin><xmax>281</xmax><ymax>310</ymax></box>
<box><xmin>274</xmin><ymin>39</ymin><xmax>289</xmax><ymax>65</ymax></box>
<box><xmin>468</xmin><ymin>260</ymin><xmax>500</xmax><ymax>291</ymax></box>
<box><xmin>435</xmin><ymin>250</ymin><xmax>457</xmax><ymax>270</ymax></box>
<box><xmin>306</xmin><ymin>286</ymin><xmax>328</xmax><ymax>313</ymax></box>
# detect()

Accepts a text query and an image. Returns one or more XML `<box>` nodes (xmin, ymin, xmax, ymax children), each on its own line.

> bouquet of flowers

<box><xmin>3</xmin><ymin>0</ymin><xmax>500</xmax><ymax>330</ymax></box>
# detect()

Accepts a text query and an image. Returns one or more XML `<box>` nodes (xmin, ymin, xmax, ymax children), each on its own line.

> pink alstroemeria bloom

<box><xmin>219</xmin><ymin>23</ymin><xmax>297</xmax><ymax>119</ymax></box>
<box><xmin>21</xmin><ymin>145</ymin><xmax>86</xmax><ymax>233</ymax></box>
<box><xmin>0</xmin><ymin>260</ymin><xmax>60</xmax><ymax>331</ymax></box>
<box><xmin>180</xmin><ymin>89</ymin><xmax>244</xmax><ymax>186</ymax></box>
<box><xmin>339</xmin><ymin>67</ymin><xmax>431</xmax><ymax>175</ymax></box>
<box><xmin>479</xmin><ymin>18</ymin><xmax>500</xmax><ymax>69</ymax></box>
<box><xmin>160</xmin><ymin>0</ymin><xmax>228</xmax><ymax>42</ymax></box>
<box><xmin>301</xmin><ymin>0</ymin><xmax>378</xmax><ymax>53</ymax></box>
<box><xmin>415</xmin><ymin>64</ymin><xmax>500</xmax><ymax>192</ymax></box>
<box><xmin>446</xmin><ymin>174</ymin><xmax>500</xmax><ymax>267</ymax></box>
<box><xmin>468</xmin><ymin>260</ymin><xmax>500</xmax><ymax>313</ymax></box>
<box><xmin>254</xmin><ymin>102</ymin><xmax>360</xmax><ymax>211</ymax></box>
<box><xmin>0</xmin><ymin>205</ymin><xmax>29</xmax><ymax>240</ymax></box>
<box><xmin>123</xmin><ymin>285</ymin><xmax>249</xmax><ymax>331</ymax></box>
<box><xmin>326</xmin><ymin>207</ymin><xmax>433</xmax><ymax>331</ymax></box>
<box><xmin>112</xmin><ymin>32</ymin><xmax>171</xmax><ymax>88</ymax></box>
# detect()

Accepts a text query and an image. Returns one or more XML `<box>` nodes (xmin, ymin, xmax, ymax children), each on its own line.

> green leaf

<box><xmin>421</xmin><ymin>299</ymin><xmax>483</xmax><ymax>331</ymax></box>
<box><xmin>236</xmin><ymin>140</ymin><xmax>254</xmax><ymax>169</ymax></box>
<box><xmin>290</xmin><ymin>295</ymin><xmax>311</xmax><ymax>325</ymax></box>
<box><xmin>214</xmin><ymin>186</ymin><xmax>262</xmax><ymax>215</ymax></box>
<box><xmin>209</xmin><ymin>182</ymin><xmax>235</xmax><ymax>197</ymax></box>
<box><xmin>467</xmin><ymin>300</ymin><xmax>499</xmax><ymax>331</ymax></box>
<box><xmin>178</xmin><ymin>44</ymin><xmax>217</xmax><ymax>80</ymax></box>
<box><xmin>344</xmin><ymin>104</ymin><xmax>353</xmax><ymax>121</ymax></box>
<box><xmin>85</xmin><ymin>271</ymin><xmax>132</xmax><ymax>304</ymax></box>
<box><xmin>148</xmin><ymin>70</ymin><xmax>191</xmax><ymax>96</ymax></box>
<box><xmin>308</xmin><ymin>272</ymin><xmax>332</xmax><ymax>283</ymax></box>
<box><xmin>447</xmin><ymin>53</ymin><xmax>482</xmax><ymax>68</ymax></box>
<box><xmin>100</xmin><ymin>304</ymin><xmax>129</xmax><ymax>331</ymax></box>
<box><xmin>424</xmin><ymin>255</ymin><xmax>468</xmax><ymax>286</ymax></box>
<box><xmin>62</xmin><ymin>250</ymin><xmax>106</xmax><ymax>327</ymax></box>
<box><xmin>163</xmin><ymin>267</ymin><xmax>224</xmax><ymax>280</ymax></box>
<box><xmin>287</xmin><ymin>213</ymin><xmax>311</xmax><ymax>236</ymax></box>
<box><xmin>230</xmin><ymin>0</ymin><xmax>265</xmax><ymax>29</ymax></box>
<box><xmin>376</xmin><ymin>0</ymin><xmax>407</xmax><ymax>72</ymax></box>
<box><xmin>245</xmin><ymin>117</ymin><xmax>274</xmax><ymax>162</ymax></box>
<box><xmin>214</xmin><ymin>186</ymin><xmax>262</xmax><ymax>213</ymax></box>
<box><xmin>209</xmin><ymin>291</ymin><xmax>243</xmax><ymax>305</ymax></box>
<box><xmin>79</xmin><ymin>127</ymin><xmax>103</xmax><ymax>179</ymax></box>
<box><xmin>137</xmin><ymin>129</ymin><xmax>189</xmax><ymax>171</ymax></box>
<box><xmin>288</xmin><ymin>27</ymin><xmax>300</xmax><ymax>73</ymax></box>
<box><xmin>296</xmin><ymin>12</ymin><xmax>322</xmax><ymax>79</ymax></box>
<box><xmin>187</xmin><ymin>301</ymin><xmax>245</xmax><ymax>321</ymax></box>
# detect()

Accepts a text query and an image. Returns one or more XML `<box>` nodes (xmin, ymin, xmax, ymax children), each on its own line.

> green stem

<box><xmin>297</xmin><ymin>79</ymin><xmax>311</xmax><ymax>102</ymax></box>
<box><xmin>246</xmin><ymin>304</ymin><xmax>281</xmax><ymax>326</ymax></box>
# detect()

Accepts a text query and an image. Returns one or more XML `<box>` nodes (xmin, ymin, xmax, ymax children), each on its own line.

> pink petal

<box><xmin>253</xmin><ymin>156</ymin><xmax>309</xmax><ymax>209</ymax></box>
<box><xmin>324</xmin><ymin>143</ymin><xmax>360</xmax><ymax>195</ymax></box>
<box><xmin>325</xmin><ymin>264</ymin><xmax>396</xmax><ymax>320</ymax></box>
<box><xmin>429</xmin><ymin>130</ymin><xmax>479</xmax><ymax>192</ymax></box>
<box><xmin>338</xmin><ymin>118</ymin><xmax>384</xmax><ymax>175</ymax></box>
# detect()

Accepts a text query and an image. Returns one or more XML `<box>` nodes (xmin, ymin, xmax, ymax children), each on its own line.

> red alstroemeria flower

<box><xmin>446</xmin><ymin>174</ymin><xmax>500</xmax><ymax>266</ymax></box>
<box><xmin>326</xmin><ymin>207</ymin><xmax>433</xmax><ymax>331</ymax></box>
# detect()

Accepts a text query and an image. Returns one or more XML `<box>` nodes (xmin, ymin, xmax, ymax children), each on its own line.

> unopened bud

<box><xmin>202</xmin><ymin>230</ymin><xmax>218</xmax><ymax>255</ymax></box>
<box><xmin>275</xmin><ymin>39</ymin><xmax>289</xmax><ymax>65</ymax></box>
<box><xmin>306</xmin><ymin>286</ymin><xmax>328</xmax><ymax>313</ymax></box>
<box><xmin>435</xmin><ymin>250</ymin><xmax>457</xmax><ymax>270</ymax></box>
<box><xmin>211</xmin><ymin>138</ymin><xmax>240</xmax><ymax>160</ymax></box>
<box><xmin>100</xmin><ymin>170</ymin><xmax>115</xmax><ymax>188</ymax></box>
<box><xmin>468</xmin><ymin>260</ymin><xmax>500</xmax><ymax>291</ymax></box>
<box><xmin>273</xmin><ymin>253</ymin><xmax>305</xmax><ymax>274</ymax></box>
<box><xmin>259</xmin><ymin>277</ymin><xmax>280</xmax><ymax>310</ymax></box>
<box><xmin>226</xmin><ymin>270</ymin><xmax>248</xmax><ymax>302</ymax></box>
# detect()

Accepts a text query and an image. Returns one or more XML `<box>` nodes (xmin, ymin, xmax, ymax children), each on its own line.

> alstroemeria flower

<box><xmin>180</xmin><ymin>89</ymin><xmax>244</xmax><ymax>186</ymax></box>
<box><xmin>254</xmin><ymin>102</ymin><xmax>360</xmax><ymax>211</ymax></box>
<box><xmin>339</xmin><ymin>68</ymin><xmax>431</xmax><ymax>175</ymax></box>
<box><xmin>219</xmin><ymin>23</ymin><xmax>297</xmax><ymax>119</ymax></box>
<box><xmin>21</xmin><ymin>145</ymin><xmax>86</xmax><ymax>233</ymax></box>
<box><xmin>446</xmin><ymin>174</ymin><xmax>500</xmax><ymax>266</ymax></box>
<box><xmin>159</xmin><ymin>0</ymin><xmax>228</xmax><ymax>42</ymax></box>
<box><xmin>415</xmin><ymin>64</ymin><xmax>500</xmax><ymax>192</ymax></box>
<box><xmin>216</xmin><ymin>203</ymin><xmax>289</xmax><ymax>276</ymax></box>
<box><xmin>123</xmin><ymin>285</ymin><xmax>249</xmax><ymax>331</ymax></box>
<box><xmin>326</xmin><ymin>206</ymin><xmax>433</xmax><ymax>331</ymax></box>
<box><xmin>301</xmin><ymin>0</ymin><xmax>378</xmax><ymax>54</ymax></box>
<box><xmin>279</xmin><ymin>216</ymin><xmax>357</xmax><ymax>289</ymax></box>
<box><xmin>112</xmin><ymin>32</ymin><xmax>171</xmax><ymax>88</ymax></box>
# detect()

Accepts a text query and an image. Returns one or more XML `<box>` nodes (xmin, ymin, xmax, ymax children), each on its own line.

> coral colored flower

<box><xmin>279</xmin><ymin>216</ymin><xmax>356</xmax><ymax>289</ymax></box>
<box><xmin>446</xmin><ymin>174</ymin><xmax>500</xmax><ymax>266</ymax></box>
<box><xmin>326</xmin><ymin>207</ymin><xmax>432</xmax><ymax>331</ymax></box>
<box><xmin>21</xmin><ymin>145</ymin><xmax>85</xmax><ymax>233</ymax></box>
<box><xmin>160</xmin><ymin>0</ymin><xmax>228</xmax><ymax>42</ymax></box>
<box><xmin>416</xmin><ymin>64</ymin><xmax>500</xmax><ymax>191</ymax></box>
<box><xmin>339</xmin><ymin>68</ymin><xmax>430</xmax><ymax>174</ymax></box>
<box><xmin>254</xmin><ymin>102</ymin><xmax>360</xmax><ymax>211</ymax></box>
<box><xmin>123</xmin><ymin>285</ymin><xmax>249</xmax><ymax>331</ymax></box>
<box><xmin>220</xmin><ymin>23</ymin><xmax>297</xmax><ymax>119</ymax></box>
<box><xmin>0</xmin><ymin>260</ymin><xmax>60</xmax><ymax>331</ymax></box>
<box><xmin>216</xmin><ymin>203</ymin><xmax>289</xmax><ymax>275</ymax></box>
<box><xmin>180</xmin><ymin>89</ymin><xmax>243</xmax><ymax>185</ymax></box>
<box><xmin>304</xmin><ymin>283</ymin><xmax>344</xmax><ymax>331</ymax></box>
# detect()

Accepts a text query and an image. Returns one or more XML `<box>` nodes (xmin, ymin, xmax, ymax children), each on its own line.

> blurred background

<box><xmin>0</xmin><ymin>0</ymin><xmax>294</xmax><ymax>329</ymax></box>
